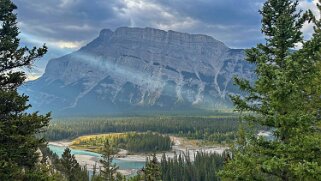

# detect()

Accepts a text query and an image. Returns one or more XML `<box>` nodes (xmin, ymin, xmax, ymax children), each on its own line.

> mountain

<box><xmin>20</xmin><ymin>27</ymin><xmax>254</xmax><ymax>116</ymax></box>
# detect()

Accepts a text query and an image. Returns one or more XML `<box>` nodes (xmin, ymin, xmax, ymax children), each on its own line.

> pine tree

<box><xmin>93</xmin><ymin>162</ymin><xmax>98</xmax><ymax>177</ymax></box>
<box><xmin>100</xmin><ymin>140</ymin><xmax>119</xmax><ymax>181</ymax></box>
<box><xmin>0</xmin><ymin>0</ymin><xmax>49</xmax><ymax>179</ymax></box>
<box><xmin>115</xmin><ymin>172</ymin><xmax>126</xmax><ymax>181</ymax></box>
<box><xmin>60</xmin><ymin>148</ymin><xmax>82</xmax><ymax>181</ymax></box>
<box><xmin>92</xmin><ymin>162</ymin><xmax>105</xmax><ymax>181</ymax></box>
<box><xmin>220</xmin><ymin>0</ymin><xmax>321</xmax><ymax>180</ymax></box>
<box><xmin>144</xmin><ymin>153</ymin><xmax>161</xmax><ymax>181</ymax></box>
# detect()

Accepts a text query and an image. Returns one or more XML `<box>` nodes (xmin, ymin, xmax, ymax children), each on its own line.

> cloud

<box><xmin>24</xmin><ymin>67</ymin><xmax>44</xmax><ymax>81</ymax></box>
<box><xmin>110</xmin><ymin>0</ymin><xmax>265</xmax><ymax>48</ymax></box>
<box><xmin>59</xmin><ymin>0</ymin><xmax>80</xmax><ymax>8</ymax></box>
<box><xmin>299</xmin><ymin>0</ymin><xmax>321</xmax><ymax>40</ymax></box>
<box><xmin>19</xmin><ymin>32</ymin><xmax>83</xmax><ymax>51</ymax></box>
<box><xmin>13</xmin><ymin>0</ymin><xmax>321</xmax><ymax>49</ymax></box>
<box><xmin>13</xmin><ymin>0</ymin><xmax>266</xmax><ymax>49</ymax></box>
<box><xmin>12</xmin><ymin>0</ymin><xmax>320</xmax><ymax>80</ymax></box>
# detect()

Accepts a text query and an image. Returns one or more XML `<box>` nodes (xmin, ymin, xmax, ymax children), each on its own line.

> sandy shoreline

<box><xmin>48</xmin><ymin>140</ymin><xmax>72</xmax><ymax>147</ymax></box>
<box><xmin>116</xmin><ymin>147</ymin><xmax>228</xmax><ymax>162</ymax></box>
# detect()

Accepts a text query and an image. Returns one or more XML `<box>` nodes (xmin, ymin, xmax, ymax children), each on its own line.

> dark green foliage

<box><xmin>23</xmin><ymin>163</ymin><xmax>65</xmax><ymax>181</ymax></box>
<box><xmin>221</xmin><ymin>0</ymin><xmax>321</xmax><ymax>180</ymax></box>
<box><xmin>127</xmin><ymin>175</ymin><xmax>143</xmax><ymax>181</ymax></box>
<box><xmin>115</xmin><ymin>172</ymin><xmax>126</xmax><ymax>181</ymax></box>
<box><xmin>115</xmin><ymin>132</ymin><xmax>172</xmax><ymax>153</ymax></box>
<box><xmin>138</xmin><ymin>152</ymin><xmax>225</xmax><ymax>181</ymax></box>
<box><xmin>144</xmin><ymin>154</ymin><xmax>161</xmax><ymax>181</ymax></box>
<box><xmin>92</xmin><ymin>174</ymin><xmax>103</xmax><ymax>181</ymax></box>
<box><xmin>45</xmin><ymin>116</ymin><xmax>238</xmax><ymax>144</ymax></box>
<box><xmin>60</xmin><ymin>148</ymin><xmax>82</xmax><ymax>181</ymax></box>
<box><xmin>0</xmin><ymin>0</ymin><xmax>50</xmax><ymax>179</ymax></box>
<box><xmin>40</xmin><ymin>146</ymin><xmax>61</xmax><ymax>169</ymax></box>
<box><xmin>92</xmin><ymin>162</ymin><xmax>98</xmax><ymax>179</ymax></box>
<box><xmin>161</xmin><ymin>152</ymin><xmax>224</xmax><ymax>181</ymax></box>
<box><xmin>41</xmin><ymin>146</ymin><xmax>89</xmax><ymax>181</ymax></box>
<box><xmin>100</xmin><ymin>140</ymin><xmax>120</xmax><ymax>181</ymax></box>
<box><xmin>76</xmin><ymin>132</ymin><xmax>172</xmax><ymax>153</ymax></box>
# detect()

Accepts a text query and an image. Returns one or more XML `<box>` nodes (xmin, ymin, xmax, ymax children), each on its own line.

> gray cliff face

<box><xmin>21</xmin><ymin>27</ymin><xmax>254</xmax><ymax>116</ymax></box>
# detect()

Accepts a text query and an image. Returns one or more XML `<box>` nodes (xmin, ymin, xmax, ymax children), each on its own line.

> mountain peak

<box><xmin>20</xmin><ymin>27</ymin><xmax>253</xmax><ymax>116</ymax></box>
<box><xmin>107</xmin><ymin>27</ymin><xmax>227</xmax><ymax>48</ymax></box>
<box><xmin>99</xmin><ymin>29</ymin><xmax>113</xmax><ymax>37</ymax></box>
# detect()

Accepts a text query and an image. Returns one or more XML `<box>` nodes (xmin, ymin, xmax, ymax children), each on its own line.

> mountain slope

<box><xmin>21</xmin><ymin>27</ymin><xmax>254</xmax><ymax>116</ymax></box>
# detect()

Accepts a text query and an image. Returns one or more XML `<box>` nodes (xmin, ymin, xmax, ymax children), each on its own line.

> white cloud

<box><xmin>53</xmin><ymin>40</ymin><xmax>84</xmax><ymax>49</ymax></box>
<box><xmin>114</xmin><ymin>0</ymin><xmax>197</xmax><ymax>31</ymax></box>
<box><xmin>59</xmin><ymin>0</ymin><xmax>80</xmax><ymax>8</ymax></box>
<box><xmin>20</xmin><ymin>66</ymin><xmax>44</xmax><ymax>81</ymax></box>
<box><xmin>20</xmin><ymin>32</ymin><xmax>84</xmax><ymax>50</ymax></box>
<box><xmin>26</xmin><ymin>74</ymin><xmax>41</xmax><ymax>81</ymax></box>
<box><xmin>63</xmin><ymin>24</ymin><xmax>94</xmax><ymax>31</ymax></box>
<box><xmin>299</xmin><ymin>0</ymin><xmax>320</xmax><ymax>40</ymax></box>
<box><xmin>157</xmin><ymin>17</ymin><xmax>197</xmax><ymax>32</ymax></box>
<box><xmin>15</xmin><ymin>0</ymin><xmax>267</xmax><ymax>49</ymax></box>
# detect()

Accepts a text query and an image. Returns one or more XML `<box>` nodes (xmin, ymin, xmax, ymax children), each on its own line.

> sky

<box><xmin>12</xmin><ymin>0</ymin><xmax>320</xmax><ymax>80</ymax></box>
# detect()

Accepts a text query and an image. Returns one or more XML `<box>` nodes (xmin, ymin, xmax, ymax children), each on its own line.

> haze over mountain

<box><xmin>20</xmin><ymin>27</ymin><xmax>255</xmax><ymax>116</ymax></box>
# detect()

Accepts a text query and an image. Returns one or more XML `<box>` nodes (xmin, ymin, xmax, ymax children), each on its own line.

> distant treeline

<box><xmin>72</xmin><ymin>132</ymin><xmax>172</xmax><ymax>153</ymax></box>
<box><xmin>160</xmin><ymin>152</ymin><xmax>225</xmax><ymax>181</ymax></box>
<box><xmin>45</xmin><ymin>116</ymin><xmax>239</xmax><ymax>144</ymax></box>
<box><xmin>131</xmin><ymin>151</ymin><xmax>226</xmax><ymax>181</ymax></box>
<box><xmin>116</xmin><ymin>132</ymin><xmax>172</xmax><ymax>153</ymax></box>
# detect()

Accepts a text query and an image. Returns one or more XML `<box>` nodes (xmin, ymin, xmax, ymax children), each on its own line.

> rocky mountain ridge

<box><xmin>21</xmin><ymin>27</ymin><xmax>254</xmax><ymax>116</ymax></box>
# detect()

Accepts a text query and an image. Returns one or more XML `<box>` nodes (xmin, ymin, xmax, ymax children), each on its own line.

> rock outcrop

<box><xmin>20</xmin><ymin>27</ymin><xmax>254</xmax><ymax>116</ymax></box>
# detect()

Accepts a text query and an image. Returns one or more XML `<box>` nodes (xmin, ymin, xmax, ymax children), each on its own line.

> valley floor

<box><xmin>48</xmin><ymin>135</ymin><xmax>228</xmax><ymax>176</ymax></box>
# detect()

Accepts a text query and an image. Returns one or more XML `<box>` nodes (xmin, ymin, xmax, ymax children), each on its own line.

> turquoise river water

<box><xmin>48</xmin><ymin>144</ymin><xmax>145</xmax><ymax>170</ymax></box>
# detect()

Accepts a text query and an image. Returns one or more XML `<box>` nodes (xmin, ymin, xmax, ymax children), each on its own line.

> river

<box><xmin>48</xmin><ymin>136</ymin><xmax>227</xmax><ymax>176</ymax></box>
<box><xmin>48</xmin><ymin>144</ymin><xmax>145</xmax><ymax>176</ymax></box>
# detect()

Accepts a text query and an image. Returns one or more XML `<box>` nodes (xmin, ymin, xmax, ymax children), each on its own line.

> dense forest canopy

<box><xmin>45</xmin><ymin>116</ymin><xmax>239</xmax><ymax>144</ymax></box>
<box><xmin>130</xmin><ymin>152</ymin><xmax>225</xmax><ymax>181</ymax></box>
<box><xmin>71</xmin><ymin>132</ymin><xmax>172</xmax><ymax>153</ymax></box>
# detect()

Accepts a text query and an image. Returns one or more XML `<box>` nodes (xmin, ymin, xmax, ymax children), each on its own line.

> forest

<box><xmin>71</xmin><ymin>132</ymin><xmax>172</xmax><ymax>153</ymax></box>
<box><xmin>130</xmin><ymin>152</ymin><xmax>226</xmax><ymax>181</ymax></box>
<box><xmin>159</xmin><ymin>152</ymin><xmax>225</xmax><ymax>181</ymax></box>
<box><xmin>40</xmin><ymin>141</ymin><xmax>226</xmax><ymax>181</ymax></box>
<box><xmin>45</xmin><ymin>116</ymin><xmax>239</xmax><ymax>144</ymax></box>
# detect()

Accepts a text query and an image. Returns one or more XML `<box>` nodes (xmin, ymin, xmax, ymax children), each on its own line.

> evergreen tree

<box><xmin>93</xmin><ymin>162</ymin><xmax>98</xmax><ymax>178</ymax></box>
<box><xmin>100</xmin><ymin>140</ymin><xmax>119</xmax><ymax>181</ymax></box>
<box><xmin>0</xmin><ymin>0</ymin><xmax>49</xmax><ymax>179</ymax></box>
<box><xmin>143</xmin><ymin>151</ymin><xmax>224</xmax><ymax>181</ymax></box>
<box><xmin>92</xmin><ymin>162</ymin><xmax>105</xmax><ymax>181</ymax></box>
<box><xmin>92</xmin><ymin>162</ymin><xmax>97</xmax><ymax>180</ymax></box>
<box><xmin>115</xmin><ymin>172</ymin><xmax>126</xmax><ymax>181</ymax></box>
<box><xmin>60</xmin><ymin>148</ymin><xmax>84</xmax><ymax>181</ymax></box>
<box><xmin>220</xmin><ymin>0</ymin><xmax>321</xmax><ymax>180</ymax></box>
<box><xmin>144</xmin><ymin>153</ymin><xmax>161</xmax><ymax>181</ymax></box>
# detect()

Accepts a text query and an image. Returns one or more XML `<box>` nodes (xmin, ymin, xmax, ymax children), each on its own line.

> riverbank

<box><xmin>48</xmin><ymin>135</ymin><xmax>228</xmax><ymax>176</ymax></box>
<box><xmin>48</xmin><ymin>140</ymin><xmax>72</xmax><ymax>147</ymax></box>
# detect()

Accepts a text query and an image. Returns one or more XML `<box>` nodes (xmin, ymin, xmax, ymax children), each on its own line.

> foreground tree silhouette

<box><xmin>0</xmin><ymin>0</ymin><xmax>50</xmax><ymax>179</ymax></box>
<box><xmin>60</xmin><ymin>148</ymin><xmax>88</xmax><ymax>181</ymax></box>
<box><xmin>100</xmin><ymin>140</ymin><xmax>119</xmax><ymax>181</ymax></box>
<box><xmin>220</xmin><ymin>0</ymin><xmax>321</xmax><ymax>180</ymax></box>
<box><xmin>144</xmin><ymin>153</ymin><xmax>161</xmax><ymax>181</ymax></box>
